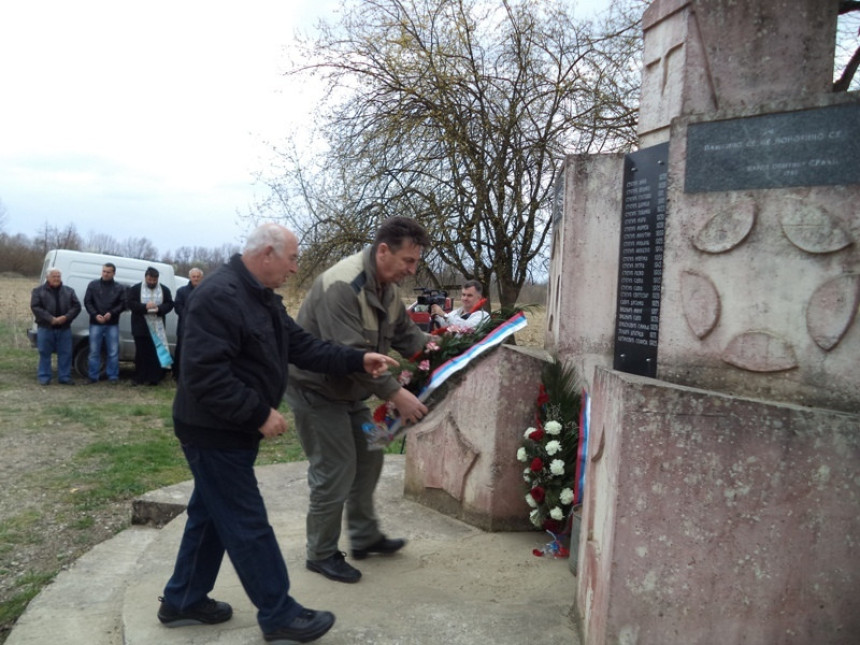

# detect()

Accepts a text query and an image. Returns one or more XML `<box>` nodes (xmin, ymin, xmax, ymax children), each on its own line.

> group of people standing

<box><xmin>32</xmin><ymin>217</ymin><xmax>481</xmax><ymax>644</ymax></box>
<box><xmin>29</xmin><ymin>261</ymin><xmax>203</xmax><ymax>386</ymax></box>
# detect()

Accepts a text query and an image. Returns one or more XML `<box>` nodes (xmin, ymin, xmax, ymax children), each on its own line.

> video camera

<box><xmin>414</xmin><ymin>287</ymin><xmax>449</xmax><ymax>309</ymax></box>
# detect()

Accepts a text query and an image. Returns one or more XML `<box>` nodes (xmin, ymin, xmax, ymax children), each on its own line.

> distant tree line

<box><xmin>0</xmin><ymin>209</ymin><xmax>238</xmax><ymax>279</ymax></box>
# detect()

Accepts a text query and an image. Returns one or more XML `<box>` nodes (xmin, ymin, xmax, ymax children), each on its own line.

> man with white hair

<box><xmin>30</xmin><ymin>268</ymin><xmax>81</xmax><ymax>384</ymax></box>
<box><xmin>171</xmin><ymin>267</ymin><xmax>203</xmax><ymax>378</ymax></box>
<box><xmin>158</xmin><ymin>223</ymin><xmax>398</xmax><ymax>644</ymax></box>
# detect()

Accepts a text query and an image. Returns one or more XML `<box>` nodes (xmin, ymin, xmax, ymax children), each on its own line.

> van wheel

<box><xmin>73</xmin><ymin>345</ymin><xmax>105</xmax><ymax>379</ymax></box>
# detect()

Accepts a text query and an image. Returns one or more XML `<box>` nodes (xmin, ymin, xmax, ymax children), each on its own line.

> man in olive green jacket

<box><xmin>286</xmin><ymin>217</ymin><xmax>430</xmax><ymax>584</ymax></box>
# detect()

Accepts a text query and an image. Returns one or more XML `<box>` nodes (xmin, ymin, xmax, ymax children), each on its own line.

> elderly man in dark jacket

<box><xmin>158</xmin><ymin>223</ymin><xmax>397</xmax><ymax>645</ymax></box>
<box><xmin>30</xmin><ymin>268</ymin><xmax>81</xmax><ymax>385</ymax></box>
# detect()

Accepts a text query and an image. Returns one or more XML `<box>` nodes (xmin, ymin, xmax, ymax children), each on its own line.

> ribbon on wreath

<box><xmin>364</xmin><ymin>311</ymin><xmax>528</xmax><ymax>450</ymax></box>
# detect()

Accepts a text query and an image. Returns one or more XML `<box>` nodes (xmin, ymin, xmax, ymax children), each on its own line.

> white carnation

<box><xmin>523</xmin><ymin>427</ymin><xmax>536</xmax><ymax>439</ymax></box>
<box><xmin>544</xmin><ymin>420</ymin><xmax>562</xmax><ymax>435</ymax></box>
<box><xmin>529</xmin><ymin>509</ymin><xmax>541</xmax><ymax>527</ymax></box>
<box><xmin>560</xmin><ymin>488</ymin><xmax>574</xmax><ymax>505</ymax></box>
<box><xmin>525</xmin><ymin>493</ymin><xmax>537</xmax><ymax>508</ymax></box>
<box><xmin>545</xmin><ymin>440</ymin><xmax>561</xmax><ymax>456</ymax></box>
<box><xmin>549</xmin><ymin>459</ymin><xmax>565</xmax><ymax>476</ymax></box>
<box><xmin>550</xmin><ymin>506</ymin><xmax>564</xmax><ymax>520</ymax></box>
<box><xmin>516</xmin><ymin>447</ymin><xmax>527</xmax><ymax>462</ymax></box>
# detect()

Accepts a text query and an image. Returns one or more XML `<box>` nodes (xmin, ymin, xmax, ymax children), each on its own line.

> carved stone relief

<box><xmin>684</xmin><ymin>198</ymin><xmax>856</xmax><ymax>371</ymax></box>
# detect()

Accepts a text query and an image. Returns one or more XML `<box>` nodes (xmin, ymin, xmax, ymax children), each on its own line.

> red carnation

<box><xmin>373</xmin><ymin>404</ymin><xmax>388</xmax><ymax>423</ymax></box>
<box><xmin>530</xmin><ymin>457</ymin><xmax>544</xmax><ymax>472</ymax></box>
<box><xmin>543</xmin><ymin>518</ymin><xmax>563</xmax><ymax>533</ymax></box>
<box><xmin>527</xmin><ymin>427</ymin><xmax>545</xmax><ymax>442</ymax></box>
<box><xmin>530</xmin><ymin>486</ymin><xmax>546</xmax><ymax>504</ymax></box>
<box><xmin>537</xmin><ymin>384</ymin><xmax>550</xmax><ymax>407</ymax></box>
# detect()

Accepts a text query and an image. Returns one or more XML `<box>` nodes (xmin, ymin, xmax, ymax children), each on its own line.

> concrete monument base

<box><xmin>403</xmin><ymin>345</ymin><xmax>550</xmax><ymax>532</ymax></box>
<box><xmin>575</xmin><ymin>367</ymin><xmax>860</xmax><ymax>645</ymax></box>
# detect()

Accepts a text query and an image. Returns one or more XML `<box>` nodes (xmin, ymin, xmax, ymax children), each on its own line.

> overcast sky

<box><xmin>0</xmin><ymin>0</ymin><xmax>608</xmax><ymax>255</ymax></box>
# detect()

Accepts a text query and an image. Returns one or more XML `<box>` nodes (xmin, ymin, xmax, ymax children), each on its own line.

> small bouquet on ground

<box><xmin>517</xmin><ymin>359</ymin><xmax>581</xmax><ymax>550</ymax></box>
<box><xmin>363</xmin><ymin>308</ymin><xmax>528</xmax><ymax>449</ymax></box>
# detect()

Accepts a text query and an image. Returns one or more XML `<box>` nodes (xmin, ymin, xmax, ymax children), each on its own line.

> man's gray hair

<box><xmin>244</xmin><ymin>223</ymin><xmax>289</xmax><ymax>255</ymax></box>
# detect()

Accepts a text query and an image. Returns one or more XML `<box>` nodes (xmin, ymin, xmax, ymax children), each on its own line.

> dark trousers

<box><xmin>162</xmin><ymin>443</ymin><xmax>302</xmax><ymax>633</ymax></box>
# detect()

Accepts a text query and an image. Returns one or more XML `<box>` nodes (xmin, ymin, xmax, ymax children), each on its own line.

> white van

<box><xmin>28</xmin><ymin>250</ymin><xmax>188</xmax><ymax>377</ymax></box>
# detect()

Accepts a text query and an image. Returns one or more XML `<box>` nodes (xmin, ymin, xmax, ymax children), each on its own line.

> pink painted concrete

<box><xmin>403</xmin><ymin>345</ymin><xmax>548</xmax><ymax>531</ymax></box>
<box><xmin>639</xmin><ymin>0</ymin><xmax>838</xmax><ymax>146</ymax></box>
<box><xmin>576</xmin><ymin>367</ymin><xmax>860</xmax><ymax>645</ymax></box>
<box><xmin>659</xmin><ymin>105</ymin><xmax>860</xmax><ymax>414</ymax></box>
<box><xmin>545</xmin><ymin>153</ymin><xmax>624</xmax><ymax>394</ymax></box>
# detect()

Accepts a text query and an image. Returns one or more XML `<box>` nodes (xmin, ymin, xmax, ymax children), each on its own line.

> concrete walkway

<box><xmin>7</xmin><ymin>456</ymin><xmax>580</xmax><ymax>645</ymax></box>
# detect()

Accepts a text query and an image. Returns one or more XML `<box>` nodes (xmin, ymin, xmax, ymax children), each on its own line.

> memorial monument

<box><xmin>543</xmin><ymin>1</ymin><xmax>860</xmax><ymax>643</ymax></box>
<box><xmin>404</xmin><ymin>1</ymin><xmax>857</xmax><ymax>641</ymax></box>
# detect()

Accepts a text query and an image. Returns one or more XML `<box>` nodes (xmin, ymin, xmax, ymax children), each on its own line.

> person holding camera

<box><xmin>430</xmin><ymin>279</ymin><xmax>490</xmax><ymax>329</ymax></box>
<box><xmin>285</xmin><ymin>216</ymin><xmax>430</xmax><ymax>584</ymax></box>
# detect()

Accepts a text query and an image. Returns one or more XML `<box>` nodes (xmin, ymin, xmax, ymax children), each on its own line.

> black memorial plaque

<box><xmin>685</xmin><ymin>103</ymin><xmax>860</xmax><ymax>193</ymax></box>
<box><xmin>613</xmin><ymin>142</ymin><xmax>668</xmax><ymax>378</ymax></box>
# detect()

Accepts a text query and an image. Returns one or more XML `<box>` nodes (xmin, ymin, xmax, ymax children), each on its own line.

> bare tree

<box><xmin>119</xmin><ymin>237</ymin><xmax>159</xmax><ymax>262</ymax></box>
<box><xmin>259</xmin><ymin>0</ymin><xmax>642</xmax><ymax>306</ymax></box>
<box><xmin>835</xmin><ymin>1</ymin><xmax>860</xmax><ymax>91</ymax></box>
<box><xmin>0</xmin><ymin>233</ymin><xmax>43</xmax><ymax>275</ymax></box>
<box><xmin>85</xmin><ymin>232</ymin><xmax>123</xmax><ymax>255</ymax></box>
<box><xmin>163</xmin><ymin>244</ymin><xmax>239</xmax><ymax>276</ymax></box>
<box><xmin>33</xmin><ymin>222</ymin><xmax>82</xmax><ymax>256</ymax></box>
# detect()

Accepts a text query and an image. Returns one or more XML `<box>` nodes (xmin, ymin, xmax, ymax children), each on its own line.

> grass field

<box><xmin>0</xmin><ymin>273</ymin><xmax>546</xmax><ymax>642</ymax></box>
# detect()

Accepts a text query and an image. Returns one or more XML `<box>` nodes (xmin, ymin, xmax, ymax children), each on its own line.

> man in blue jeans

<box><xmin>159</xmin><ymin>223</ymin><xmax>398</xmax><ymax>644</ymax></box>
<box><xmin>30</xmin><ymin>268</ymin><xmax>81</xmax><ymax>384</ymax></box>
<box><xmin>83</xmin><ymin>262</ymin><xmax>125</xmax><ymax>383</ymax></box>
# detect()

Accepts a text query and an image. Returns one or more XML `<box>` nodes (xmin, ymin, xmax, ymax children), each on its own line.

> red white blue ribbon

<box><xmin>365</xmin><ymin>311</ymin><xmax>528</xmax><ymax>449</ymax></box>
<box><xmin>573</xmin><ymin>389</ymin><xmax>590</xmax><ymax>506</ymax></box>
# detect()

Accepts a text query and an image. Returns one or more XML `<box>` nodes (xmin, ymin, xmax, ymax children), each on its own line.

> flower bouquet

<box><xmin>363</xmin><ymin>308</ymin><xmax>528</xmax><ymax>450</ymax></box>
<box><xmin>517</xmin><ymin>359</ymin><xmax>581</xmax><ymax>543</ymax></box>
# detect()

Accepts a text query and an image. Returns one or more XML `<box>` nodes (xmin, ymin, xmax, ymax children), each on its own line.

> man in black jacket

<box><xmin>127</xmin><ymin>267</ymin><xmax>174</xmax><ymax>385</ymax></box>
<box><xmin>30</xmin><ymin>268</ymin><xmax>81</xmax><ymax>385</ymax></box>
<box><xmin>171</xmin><ymin>267</ymin><xmax>202</xmax><ymax>379</ymax></box>
<box><xmin>158</xmin><ymin>223</ymin><xmax>397</xmax><ymax>645</ymax></box>
<box><xmin>83</xmin><ymin>262</ymin><xmax>125</xmax><ymax>383</ymax></box>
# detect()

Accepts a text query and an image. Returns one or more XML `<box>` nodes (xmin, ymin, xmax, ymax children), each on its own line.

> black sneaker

<box><xmin>157</xmin><ymin>596</ymin><xmax>233</xmax><ymax>627</ymax></box>
<box><xmin>351</xmin><ymin>535</ymin><xmax>406</xmax><ymax>560</ymax></box>
<box><xmin>305</xmin><ymin>551</ymin><xmax>362</xmax><ymax>583</ymax></box>
<box><xmin>264</xmin><ymin>608</ymin><xmax>335</xmax><ymax>643</ymax></box>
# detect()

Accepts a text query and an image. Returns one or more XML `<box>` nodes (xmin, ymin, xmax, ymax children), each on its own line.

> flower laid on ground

<box><xmin>518</xmin><ymin>359</ymin><xmax>581</xmax><ymax>535</ymax></box>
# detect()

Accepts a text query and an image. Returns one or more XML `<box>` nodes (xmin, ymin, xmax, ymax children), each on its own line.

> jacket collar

<box><xmin>230</xmin><ymin>253</ymin><xmax>277</xmax><ymax>305</ymax></box>
<box><xmin>361</xmin><ymin>247</ymin><xmax>391</xmax><ymax>308</ymax></box>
